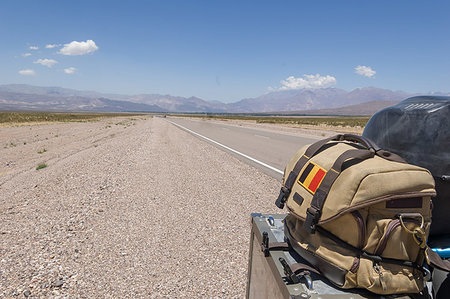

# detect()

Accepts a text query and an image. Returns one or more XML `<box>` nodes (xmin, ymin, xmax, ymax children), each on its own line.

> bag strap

<box><xmin>315</xmin><ymin>224</ymin><xmax>426</xmax><ymax>272</ymax></box>
<box><xmin>276</xmin><ymin>134</ymin><xmax>345</xmax><ymax>209</ymax></box>
<box><xmin>426</xmin><ymin>247</ymin><xmax>450</xmax><ymax>272</ymax></box>
<box><xmin>285</xmin><ymin>218</ymin><xmax>427</xmax><ymax>274</ymax></box>
<box><xmin>260</xmin><ymin>231</ymin><xmax>290</xmax><ymax>257</ymax></box>
<box><xmin>284</xmin><ymin>135</ymin><xmax>344</xmax><ymax>190</ymax></box>
<box><xmin>289</xmin><ymin>262</ymin><xmax>321</xmax><ymax>276</ymax></box>
<box><xmin>303</xmin><ymin>149</ymin><xmax>375</xmax><ymax>233</ymax></box>
<box><xmin>341</xmin><ymin>134</ymin><xmax>380</xmax><ymax>151</ymax></box>
<box><xmin>275</xmin><ymin>134</ymin><xmax>405</xmax><ymax>209</ymax></box>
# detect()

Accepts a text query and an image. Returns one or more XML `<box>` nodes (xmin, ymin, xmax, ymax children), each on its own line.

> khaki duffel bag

<box><xmin>275</xmin><ymin>134</ymin><xmax>436</xmax><ymax>295</ymax></box>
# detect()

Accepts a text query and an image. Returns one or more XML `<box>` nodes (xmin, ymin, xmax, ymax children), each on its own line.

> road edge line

<box><xmin>167</xmin><ymin>120</ymin><xmax>284</xmax><ymax>175</ymax></box>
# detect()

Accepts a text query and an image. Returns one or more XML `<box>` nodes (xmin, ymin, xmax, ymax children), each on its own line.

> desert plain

<box><xmin>1</xmin><ymin>116</ymin><xmax>286</xmax><ymax>297</ymax></box>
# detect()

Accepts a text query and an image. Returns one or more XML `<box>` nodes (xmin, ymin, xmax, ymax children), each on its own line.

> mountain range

<box><xmin>0</xmin><ymin>84</ymin><xmax>446</xmax><ymax>115</ymax></box>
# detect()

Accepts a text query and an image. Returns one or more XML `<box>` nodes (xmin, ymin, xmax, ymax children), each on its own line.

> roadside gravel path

<box><xmin>1</xmin><ymin>117</ymin><xmax>281</xmax><ymax>297</ymax></box>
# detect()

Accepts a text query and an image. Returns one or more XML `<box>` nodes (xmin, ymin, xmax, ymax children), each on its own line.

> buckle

<box><xmin>304</xmin><ymin>207</ymin><xmax>321</xmax><ymax>234</ymax></box>
<box><xmin>261</xmin><ymin>231</ymin><xmax>270</xmax><ymax>257</ymax></box>
<box><xmin>275</xmin><ymin>186</ymin><xmax>290</xmax><ymax>209</ymax></box>
<box><xmin>279</xmin><ymin>258</ymin><xmax>300</xmax><ymax>284</ymax></box>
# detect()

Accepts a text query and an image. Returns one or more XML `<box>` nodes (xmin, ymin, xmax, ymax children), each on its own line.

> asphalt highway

<box><xmin>167</xmin><ymin>117</ymin><xmax>321</xmax><ymax>180</ymax></box>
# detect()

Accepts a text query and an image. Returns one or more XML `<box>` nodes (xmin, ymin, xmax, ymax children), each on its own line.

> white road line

<box><xmin>168</xmin><ymin>120</ymin><xmax>284</xmax><ymax>175</ymax></box>
<box><xmin>254</xmin><ymin>134</ymin><xmax>269</xmax><ymax>139</ymax></box>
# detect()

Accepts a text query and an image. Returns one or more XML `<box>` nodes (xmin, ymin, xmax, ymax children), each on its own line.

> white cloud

<box><xmin>34</xmin><ymin>58</ymin><xmax>58</xmax><ymax>68</ymax></box>
<box><xmin>22</xmin><ymin>53</ymin><xmax>32</xmax><ymax>57</ymax></box>
<box><xmin>29</xmin><ymin>46</ymin><xmax>39</xmax><ymax>50</ymax></box>
<box><xmin>45</xmin><ymin>44</ymin><xmax>60</xmax><ymax>49</ymax></box>
<box><xmin>19</xmin><ymin>69</ymin><xmax>36</xmax><ymax>76</ymax></box>
<box><xmin>59</xmin><ymin>40</ymin><xmax>98</xmax><ymax>55</ymax></box>
<box><xmin>64</xmin><ymin>67</ymin><xmax>76</xmax><ymax>74</ymax></box>
<box><xmin>355</xmin><ymin>65</ymin><xmax>376</xmax><ymax>77</ymax></box>
<box><xmin>279</xmin><ymin>74</ymin><xmax>337</xmax><ymax>90</ymax></box>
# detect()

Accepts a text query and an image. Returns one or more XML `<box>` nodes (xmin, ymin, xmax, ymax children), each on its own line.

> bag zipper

<box><xmin>373</xmin><ymin>262</ymin><xmax>387</xmax><ymax>291</ymax></box>
<box><xmin>375</xmin><ymin>218</ymin><xmax>420</xmax><ymax>256</ymax></box>
<box><xmin>349</xmin><ymin>257</ymin><xmax>360</xmax><ymax>273</ymax></box>
<box><xmin>351</xmin><ymin>211</ymin><xmax>365</xmax><ymax>249</ymax></box>
<box><xmin>287</xmin><ymin>191</ymin><xmax>434</xmax><ymax>225</ymax></box>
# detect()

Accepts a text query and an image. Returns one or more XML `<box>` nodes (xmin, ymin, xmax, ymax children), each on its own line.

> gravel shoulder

<box><xmin>1</xmin><ymin>117</ymin><xmax>281</xmax><ymax>297</ymax></box>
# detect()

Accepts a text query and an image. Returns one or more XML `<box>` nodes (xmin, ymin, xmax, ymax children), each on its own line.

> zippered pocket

<box><xmin>346</xmin><ymin>211</ymin><xmax>366</xmax><ymax>273</ymax></box>
<box><xmin>363</xmin><ymin>198</ymin><xmax>431</xmax><ymax>257</ymax></box>
<box><xmin>322</xmin><ymin>210</ymin><xmax>367</xmax><ymax>250</ymax></box>
<box><xmin>374</xmin><ymin>217</ymin><xmax>422</xmax><ymax>260</ymax></box>
<box><xmin>353</xmin><ymin>257</ymin><xmax>424</xmax><ymax>294</ymax></box>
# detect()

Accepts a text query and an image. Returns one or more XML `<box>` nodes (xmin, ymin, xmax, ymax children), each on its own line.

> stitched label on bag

<box><xmin>386</xmin><ymin>197</ymin><xmax>422</xmax><ymax>208</ymax></box>
<box><xmin>298</xmin><ymin>162</ymin><xmax>327</xmax><ymax>194</ymax></box>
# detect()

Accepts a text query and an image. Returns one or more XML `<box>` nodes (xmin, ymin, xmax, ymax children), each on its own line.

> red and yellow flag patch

<box><xmin>298</xmin><ymin>162</ymin><xmax>327</xmax><ymax>194</ymax></box>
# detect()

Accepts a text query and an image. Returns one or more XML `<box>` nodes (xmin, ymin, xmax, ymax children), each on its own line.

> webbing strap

<box><xmin>342</xmin><ymin>134</ymin><xmax>380</xmax><ymax>152</ymax></box>
<box><xmin>286</xmin><ymin>218</ymin><xmax>426</xmax><ymax>274</ymax></box>
<box><xmin>314</xmin><ymin>225</ymin><xmax>424</xmax><ymax>272</ymax></box>
<box><xmin>268</xmin><ymin>242</ymin><xmax>290</xmax><ymax>251</ymax></box>
<box><xmin>374</xmin><ymin>149</ymin><xmax>407</xmax><ymax>163</ymax></box>
<box><xmin>281</xmin><ymin>134</ymin><xmax>383</xmax><ymax>197</ymax></box>
<box><xmin>285</xmin><ymin>135</ymin><xmax>343</xmax><ymax>189</ymax></box>
<box><xmin>275</xmin><ymin>135</ymin><xmax>344</xmax><ymax>208</ymax></box>
<box><xmin>304</xmin><ymin>149</ymin><xmax>375</xmax><ymax>233</ymax></box>
<box><xmin>290</xmin><ymin>262</ymin><xmax>321</xmax><ymax>275</ymax></box>
<box><xmin>275</xmin><ymin>134</ymin><xmax>404</xmax><ymax>209</ymax></box>
<box><xmin>261</xmin><ymin>231</ymin><xmax>291</xmax><ymax>257</ymax></box>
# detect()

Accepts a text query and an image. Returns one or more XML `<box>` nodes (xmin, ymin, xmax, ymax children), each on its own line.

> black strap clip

<box><xmin>275</xmin><ymin>186</ymin><xmax>289</xmax><ymax>209</ymax></box>
<box><xmin>304</xmin><ymin>207</ymin><xmax>321</xmax><ymax>234</ymax></box>
<box><xmin>261</xmin><ymin>232</ymin><xmax>270</xmax><ymax>257</ymax></box>
<box><xmin>279</xmin><ymin>258</ymin><xmax>300</xmax><ymax>284</ymax></box>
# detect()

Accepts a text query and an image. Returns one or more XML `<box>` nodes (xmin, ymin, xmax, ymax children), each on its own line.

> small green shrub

<box><xmin>36</xmin><ymin>163</ymin><xmax>47</xmax><ymax>170</ymax></box>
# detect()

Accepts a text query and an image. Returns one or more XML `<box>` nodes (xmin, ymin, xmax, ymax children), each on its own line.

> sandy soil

<box><xmin>1</xmin><ymin>116</ymin><xmax>283</xmax><ymax>297</ymax></box>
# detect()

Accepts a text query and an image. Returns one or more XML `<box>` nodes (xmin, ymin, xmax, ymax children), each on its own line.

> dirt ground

<box><xmin>1</xmin><ymin>116</ymin><xmax>287</xmax><ymax>298</ymax></box>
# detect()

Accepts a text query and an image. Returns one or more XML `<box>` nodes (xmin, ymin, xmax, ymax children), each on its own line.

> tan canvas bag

<box><xmin>275</xmin><ymin>134</ymin><xmax>436</xmax><ymax>294</ymax></box>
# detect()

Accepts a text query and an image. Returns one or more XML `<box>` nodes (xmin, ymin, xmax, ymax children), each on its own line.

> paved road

<box><xmin>167</xmin><ymin>117</ymin><xmax>321</xmax><ymax>180</ymax></box>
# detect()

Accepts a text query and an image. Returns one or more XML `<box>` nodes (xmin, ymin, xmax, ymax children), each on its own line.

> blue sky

<box><xmin>1</xmin><ymin>0</ymin><xmax>449</xmax><ymax>102</ymax></box>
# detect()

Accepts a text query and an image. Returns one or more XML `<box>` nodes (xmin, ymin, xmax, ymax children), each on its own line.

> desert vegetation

<box><xmin>36</xmin><ymin>163</ymin><xmax>47</xmax><ymax>170</ymax></box>
<box><xmin>0</xmin><ymin>112</ymin><xmax>146</xmax><ymax>124</ymax></box>
<box><xmin>174</xmin><ymin>114</ymin><xmax>370</xmax><ymax>128</ymax></box>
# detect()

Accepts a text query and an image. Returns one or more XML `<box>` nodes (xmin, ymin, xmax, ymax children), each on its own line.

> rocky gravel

<box><xmin>0</xmin><ymin>116</ymin><xmax>281</xmax><ymax>297</ymax></box>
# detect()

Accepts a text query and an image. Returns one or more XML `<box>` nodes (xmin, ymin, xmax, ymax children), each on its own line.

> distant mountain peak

<box><xmin>0</xmin><ymin>83</ymin><xmax>441</xmax><ymax>113</ymax></box>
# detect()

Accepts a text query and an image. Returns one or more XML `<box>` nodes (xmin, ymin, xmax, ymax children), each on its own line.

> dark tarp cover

<box><xmin>363</xmin><ymin>96</ymin><xmax>450</xmax><ymax>237</ymax></box>
<box><xmin>363</xmin><ymin>96</ymin><xmax>449</xmax><ymax>178</ymax></box>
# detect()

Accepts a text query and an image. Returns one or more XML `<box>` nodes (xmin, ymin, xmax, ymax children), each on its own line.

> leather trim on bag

<box><xmin>287</xmin><ymin>191</ymin><xmax>435</xmax><ymax>225</ymax></box>
<box><xmin>349</xmin><ymin>257</ymin><xmax>360</xmax><ymax>273</ymax></box>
